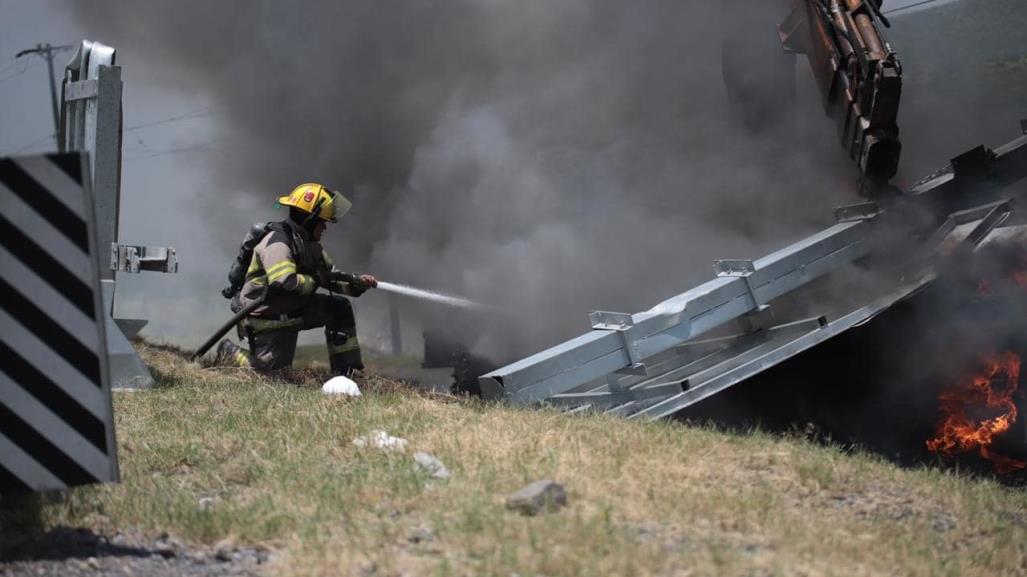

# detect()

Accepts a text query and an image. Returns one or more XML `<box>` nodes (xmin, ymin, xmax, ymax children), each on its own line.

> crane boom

<box><xmin>780</xmin><ymin>0</ymin><xmax>902</xmax><ymax>195</ymax></box>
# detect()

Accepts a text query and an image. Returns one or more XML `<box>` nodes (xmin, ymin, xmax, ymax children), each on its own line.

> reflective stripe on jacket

<box><xmin>237</xmin><ymin>218</ymin><xmax>364</xmax><ymax>319</ymax></box>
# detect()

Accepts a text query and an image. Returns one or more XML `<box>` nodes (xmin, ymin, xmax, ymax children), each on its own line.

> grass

<box><xmin>292</xmin><ymin>343</ymin><xmax>424</xmax><ymax>371</ymax></box>
<box><xmin>12</xmin><ymin>341</ymin><xmax>1027</xmax><ymax>576</ymax></box>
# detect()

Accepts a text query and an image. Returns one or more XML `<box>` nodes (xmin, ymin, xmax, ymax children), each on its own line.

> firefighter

<box><xmin>215</xmin><ymin>183</ymin><xmax>377</xmax><ymax>376</ymax></box>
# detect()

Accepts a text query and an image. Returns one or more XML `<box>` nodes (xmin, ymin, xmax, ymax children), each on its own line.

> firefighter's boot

<box><xmin>327</xmin><ymin>328</ymin><xmax>363</xmax><ymax>377</ymax></box>
<box><xmin>215</xmin><ymin>339</ymin><xmax>252</xmax><ymax>368</ymax></box>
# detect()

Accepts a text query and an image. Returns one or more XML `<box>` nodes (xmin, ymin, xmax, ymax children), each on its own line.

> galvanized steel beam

<box><xmin>480</xmin><ymin>219</ymin><xmax>876</xmax><ymax>403</ymax></box>
<box><xmin>481</xmin><ymin>130</ymin><xmax>1027</xmax><ymax>421</ymax></box>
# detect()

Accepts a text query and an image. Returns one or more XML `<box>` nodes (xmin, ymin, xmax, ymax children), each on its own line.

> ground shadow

<box><xmin>0</xmin><ymin>525</ymin><xmax>153</xmax><ymax>562</ymax></box>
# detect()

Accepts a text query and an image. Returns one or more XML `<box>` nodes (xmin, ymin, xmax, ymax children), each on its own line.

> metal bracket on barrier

<box><xmin>713</xmin><ymin>259</ymin><xmax>756</xmax><ymax>277</ymax></box>
<box><xmin>834</xmin><ymin>201</ymin><xmax>880</xmax><ymax>223</ymax></box>
<box><xmin>963</xmin><ymin>201</ymin><xmax>1011</xmax><ymax>248</ymax></box>
<box><xmin>590</xmin><ymin>310</ymin><xmax>647</xmax><ymax>375</ymax></box>
<box><xmin>713</xmin><ymin>259</ymin><xmax>771</xmax><ymax>331</ymax></box>
<box><xmin>64</xmin><ymin>79</ymin><xmax>99</xmax><ymax>101</ymax></box>
<box><xmin>111</xmin><ymin>243</ymin><xmax>179</xmax><ymax>273</ymax></box>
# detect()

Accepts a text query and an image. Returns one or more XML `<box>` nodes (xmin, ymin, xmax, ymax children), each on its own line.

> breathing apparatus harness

<box><xmin>222</xmin><ymin>194</ymin><xmax>331</xmax><ymax>301</ymax></box>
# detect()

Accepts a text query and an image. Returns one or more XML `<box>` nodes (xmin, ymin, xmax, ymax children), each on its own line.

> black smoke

<box><xmin>61</xmin><ymin>0</ymin><xmax>1027</xmax><ymax>361</ymax></box>
<box><xmin>62</xmin><ymin>0</ymin><xmax>865</xmax><ymax>358</ymax></box>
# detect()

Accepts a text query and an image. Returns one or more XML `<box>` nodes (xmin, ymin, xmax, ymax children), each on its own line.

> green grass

<box><xmin>13</xmin><ymin>342</ymin><xmax>1027</xmax><ymax>577</ymax></box>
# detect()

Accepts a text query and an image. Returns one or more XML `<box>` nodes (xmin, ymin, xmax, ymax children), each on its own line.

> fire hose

<box><xmin>190</xmin><ymin>274</ymin><xmax>376</xmax><ymax>362</ymax></box>
<box><xmin>189</xmin><ymin>297</ymin><xmax>265</xmax><ymax>362</ymax></box>
<box><xmin>192</xmin><ymin>273</ymin><xmax>483</xmax><ymax>362</ymax></box>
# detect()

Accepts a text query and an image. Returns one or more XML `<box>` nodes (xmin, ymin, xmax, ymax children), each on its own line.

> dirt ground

<box><xmin>0</xmin><ymin>524</ymin><xmax>269</xmax><ymax>577</ymax></box>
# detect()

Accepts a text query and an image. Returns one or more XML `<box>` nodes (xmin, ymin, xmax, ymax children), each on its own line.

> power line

<box><xmin>0</xmin><ymin>60</ymin><xmax>39</xmax><ymax>83</ymax></box>
<box><xmin>123</xmin><ymin>138</ymin><xmax>239</xmax><ymax>162</ymax></box>
<box><xmin>0</xmin><ymin>133</ymin><xmax>56</xmax><ymax>156</ymax></box>
<box><xmin>122</xmin><ymin>106</ymin><xmax>219</xmax><ymax>133</ymax></box>
<box><xmin>6</xmin><ymin>105</ymin><xmax>219</xmax><ymax>157</ymax></box>
<box><xmin>0</xmin><ymin>57</ymin><xmax>27</xmax><ymax>76</ymax></box>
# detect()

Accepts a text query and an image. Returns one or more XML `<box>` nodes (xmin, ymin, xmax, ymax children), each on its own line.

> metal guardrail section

<box><xmin>62</xmin><ymin>40</ymin><xmax>121</xmax><ymax>275</ymax></box>
<box><xmin>481</xmin><ymin>130</ymin><xmax>1027</xmax><ymax>420</ymax></box>
<box><xmin>60</xmin><ymin>40</ymin><xmax>181</xmax><ymax>389</ymax></box>
<box><xmin>480</xmin><ymin>218</ymin><xmax>877</xmax><ymax>404</ymax></box>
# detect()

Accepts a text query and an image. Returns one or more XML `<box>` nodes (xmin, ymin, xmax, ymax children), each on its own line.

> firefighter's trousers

<box><xmin>236</xmin><ymin>294</ymin><xmax>363</xmax><ymax>374</ymax></box>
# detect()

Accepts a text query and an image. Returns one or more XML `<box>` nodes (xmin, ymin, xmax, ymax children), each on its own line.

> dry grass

<box><xmin>24</xmin><ymin>342</ymin><xmax>1027</xmax><ymax>576</ymax></box>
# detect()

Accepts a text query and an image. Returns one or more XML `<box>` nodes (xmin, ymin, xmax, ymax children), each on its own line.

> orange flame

<box><xmin>926</xmin><ymin>351</ymin><xmax>1026</xmax><ymax>474</ymax></box>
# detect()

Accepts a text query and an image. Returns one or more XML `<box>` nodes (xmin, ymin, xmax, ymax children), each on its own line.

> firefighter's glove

<box><xmin>345</xmin><ymin>274</ymin><xmax>376</xmax><ymax>297</ymax></box>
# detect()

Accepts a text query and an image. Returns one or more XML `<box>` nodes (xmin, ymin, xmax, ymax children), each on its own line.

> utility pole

<box><xmin>15</xmin><ymin>43</ymin><xmax>73</xmax><ymax>145</ymax></box>
<box><xmin>389</xmin><ymin>293</ymin><xmax>403</xmax><ymax>355</ymax></box>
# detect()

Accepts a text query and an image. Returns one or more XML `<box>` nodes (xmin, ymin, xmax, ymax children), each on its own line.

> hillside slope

<box><xmin>5</xmin><ymin>343</ymin><xmax>1027</xmax><ymax>577</ymax></box>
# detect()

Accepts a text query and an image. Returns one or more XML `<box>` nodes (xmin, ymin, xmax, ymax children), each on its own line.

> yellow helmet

<box><xmin>277</xmin><ymin>183</ymin><xmax>352</xmax><ymax>223</ymax></box>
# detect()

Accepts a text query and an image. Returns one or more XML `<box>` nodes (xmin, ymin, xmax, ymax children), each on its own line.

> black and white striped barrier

<box><xmin>0</xmin><ymin>153</ymin><xmax>118</xmax><ymax>492</ymax></box>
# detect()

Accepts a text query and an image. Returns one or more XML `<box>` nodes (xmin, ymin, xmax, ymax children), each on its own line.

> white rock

<box><xmin>352</xmin><ymin>429</ymin><xmax>408</xmax><ymax>451</ymax></box>
<box><xmin>413</xmin><ymin>452</ymin><xmax>451</xmax><ymax>479</ymax></box>
<box><xmin>322</xmin><ymin>375</ymin><xmax>362</xmax><ymax>397</ymax></box>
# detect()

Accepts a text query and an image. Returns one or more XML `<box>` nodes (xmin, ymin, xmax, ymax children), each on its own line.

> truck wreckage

<box><xmin>475</xmin><ymin>0</ymin><xmax>1027</xmax><ymax>434</ymax></box>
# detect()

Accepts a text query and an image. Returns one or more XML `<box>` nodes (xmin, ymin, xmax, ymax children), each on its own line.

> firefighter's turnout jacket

<box><xmin>232</xmin><ymin>218</ymin><xmax>365</xmax><ymax>373</ymax></box>
<box><xmin>238</xmin><ymin>218</ymin><xmax>364</xmax><ymax>316</ymax></box>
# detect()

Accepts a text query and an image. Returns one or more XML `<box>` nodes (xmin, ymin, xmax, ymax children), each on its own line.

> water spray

<box><xmin>375</xmin><ymin>281</ymin><xmax>486</xmax><ymax>311</ymax></box>
<box><xmin>192</xmin><ymin>278</ymin><xmax>487</xmax><ymax>362</ymax></box>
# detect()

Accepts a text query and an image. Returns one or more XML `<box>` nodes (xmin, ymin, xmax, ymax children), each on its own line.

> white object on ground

<box><xmin>322</xmin><ymin>375</ymin><xmax>362</xmax><ymax>397</ymax></box>
<box><xmin>413</xmin><ymin>452</ymin><xmax>451</xmax><ymax>479</ymax></box>
<box><xmin>352</xmin><ymin>430</ymin><xmax>408</xmax><ymax>451</ymax></box>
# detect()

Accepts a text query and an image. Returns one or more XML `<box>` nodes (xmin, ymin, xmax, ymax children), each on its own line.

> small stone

<box><xmin>215</xmin><ymin>547</ymin><xmax>232</xmax><ymax>562</ymax></box>
<box><xmin>505</xmin><ymin>480</ymin><xmax>568</xmax><ymax>516</ymax></box>
<box><xmin>87</xmin><ymin>556</ymin><xmax>101</xmax><ymax>570</ymax></box>
<box><xmin>413</xmin><ymin>452</ymin><xmax>451</xmax><ymax>479</ymax></box>
<box><xmin>198</xmin><ymin>497</ymin><xmax>217</xmax><ymax>511</ymax></box>
<box><xmin>154</xmin><ymin>543</ymin><xmax>176</xmax><ymax>558</ymax></box>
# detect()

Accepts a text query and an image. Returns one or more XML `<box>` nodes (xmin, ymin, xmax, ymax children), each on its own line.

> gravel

<box><xmin>0</xmin><ymin>526</ymin><xmax>270</xmax><ymax>577</ymax></box>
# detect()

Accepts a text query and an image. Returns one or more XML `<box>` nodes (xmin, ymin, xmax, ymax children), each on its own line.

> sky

<box><xmin>0</xmin><ymin>0</ymin><xmax>224</xmax><ymax>335</ymax></box>
<box><xmin>0</xmin><ymin>0</ymin><xmax>1015</xmax><ymax>358</ymax></box>
<box><xmin>0</xmin><ymin>0</ymin><xmax>300</xmax><ymax>348</ymax></box>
